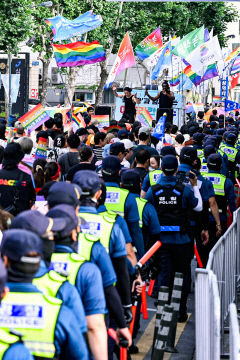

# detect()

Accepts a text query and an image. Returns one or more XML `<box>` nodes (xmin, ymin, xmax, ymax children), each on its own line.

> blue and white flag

<box><xmin>152</xmin><ymin>115</ymin><xmax>166</xmax><ymax>140</ymax></box>
<box><xmin>152</xmin><ymin>41</ymin><xmax>171</xmax><ymax>81</ymax></box>
<box><xmin>225</xmin><ymin>99</ymin><xmax>240</xmax><ymax>112</ymax></box>
<box><xmin>177</xmin><ymin>73</ymin><xmax>193</xmax><ymax>91</ymax></box>
<box><xmin>46</xmin><ymin>11</ymin><xmax>103</xmax><ymax>42</ymax></box>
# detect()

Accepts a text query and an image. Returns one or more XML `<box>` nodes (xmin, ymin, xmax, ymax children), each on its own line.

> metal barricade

<box><xmin>195</xmin><ymin>269</ymin><xmax>220</xmax><ymax>360</ymax></box>
<box><xmin>229</xmin><ymin>303</ymin><xmax>240</xmax><ymax>360</ymax></box>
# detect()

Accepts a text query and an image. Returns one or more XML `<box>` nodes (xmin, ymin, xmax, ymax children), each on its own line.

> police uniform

<box><xmin>0</xmin><ymin>329</ymin><xmax>34</xmax><ymax>360</ymax></box>
<box><xmin>141</xmin><ymin>169</ymin><xmax>163</xmax><ymax>194</ymax></box>
<box><xmin>219</xmin><ymin>133</ymin><xmax>240</xmax><ymax>181</ymax></box>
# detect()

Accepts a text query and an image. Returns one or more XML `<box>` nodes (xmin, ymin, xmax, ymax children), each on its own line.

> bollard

<box><xmin>152</xmin><ymin>286</ymin><xmax>169</xmax><ymax>349</ymax></box>
<box><xmin>141</xmin><ymin>282</ymin><xmax>148</xmax><ymax>319</ymax></box>
<box><xmin>163</xmin><ymin>272</ymin><xmax>184</xmax><ymax>353</ymax></box>
<box><xmin>151</xmin><ymin>304</ymin><xmax>174</xmax><ymax>360</ymax></box>
<box><xmin>147</xmin><ymin>279</ymin><xmax>155</xmax><ymax>296</ymax></box>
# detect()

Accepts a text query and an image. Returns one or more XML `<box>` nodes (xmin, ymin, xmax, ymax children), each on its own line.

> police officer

<box><xmin>0</xmin><ymin>259</ymin><xmax>34</xmax><ymax>360</ymax></box>
<box><xmin>72</xmin><ymin>171</ymin><xmax>136</xmax><ymax>327</ymax></box>
<box><xmin>0</xmin><ymin>229</ymin><xmax>89</xmax><ymax>359</ymax></box>
<box><xmin>47</xmin><ymin>181</ymin><xmax>82</xmax><ymax>210</ymax></box>
<box><xmin>10</xmin><ymin>210</ymin><xmax>87</xmax><ymax>336</ymax></box>
<box><xmin>146</xmin><ymin>155</ymin><xmax>203</xmax><ymax>321</ymax></box>
<box><xmin>219</xmin><ymin>132</ymin><xmax>240</xmax><ymax>182</ymax></box>
<box><xmin>202</xmin><ymin>153</ymin><xmax>236</xmax><ymax>266</ymax></box>
<box><xmin>193</xmin><ymin>133</ymin><xmax>204</xmax><ymax>159</ymax></box>
<box><xmin>102</xmin><ymin>156</ymin><xmax>145</xmax><ymax>258</ymax></box>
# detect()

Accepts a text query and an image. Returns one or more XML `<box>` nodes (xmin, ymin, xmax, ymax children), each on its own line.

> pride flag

<box><xmin>137</xmin><ymin>109</ymin><xmax>153</xmax><ymax>127</ymax></box>
<box><xmin>231</xmin><ymin>55</ymin><xmax>240</xmax><ymax>75</ymax></box>
<box><xmin>169</xmin><ymin>73</ymin><xmax>182</xmax><ymax>87</ymax></box>
<box><xmin>135</xmin><ymin>28</ymin><xmax>163</xmax><ymax>61</ymax></box>
<box><xmin>183</xmin><ymin>65</ymin><xmax>202</xmax><ymax>86</ymax></box>
<box><xmin>201</xmin><ymin>63</ymin><xmax>218</xmax><ymax>82</ymax></box>
<box><xmin>52</xmin><ymin>40</ymin><xmax>106</xmax><ymax>68</ymax></box>
<box><xmin>72</xmin><ymin>113</ymin><xmax>86</xmax><ymax>128</ymax></box>
<box><xmin>225</xmin><ymin>46</ymin><xmax>240</xmax><ymax>63</ymax></box>
<box><xmin>18</xmin><ymin>104</ymin><xmax>50</xmax><ymax>133</ymax></box>
<box><xmin>35</xmin><ymin>137</ymin><xmax>47</xmax><ymax>160</ymax></box>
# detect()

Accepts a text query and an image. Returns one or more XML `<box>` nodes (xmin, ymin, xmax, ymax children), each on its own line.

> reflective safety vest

<box><xmin>33</xmin><ymin>270</ymin><xmax>68</xmax><ymax>299</ymax></box>
<box><xmin>203</xmin><ymin>172</ymin><xmax>227</xmax><ymax>214</ymax></box>
<box><xmin>200</xmin><ymin>157</ymin><xmax>208</xmax><ymax>175</ymax></box>
<box><xmin>219</xmin><ymin>145</ymin><xmax>238</xmax><ymax>162</ymax></box>
<box><xmin>79</xmin><ymin>212</ymin><xmax>115</xmax><ymax>253</ymax></box>
<box><xmin>0</xmin><ymin>329</ymin><xmax>25</xmax><ymax>360</ymax></box>
<box><xmin>0</xmin><ymin>291</ymin><xmax>61</xmax><ymax>358</ymax></box>
<box><xmin>50</xmin><ymin>252</ymin><xmax>85</xmax><ymax>286</ymax></box>
<box><xmin>149</xmin><ymin>170</ymin><xmax>162</xmax><ymax>186</ymax></box>
<box><xmin>136</xmin><ymin>197</ymin><xmax>147</xmax><ymax>228</ymax></box>
<box><xmin>197</xmin><ymin>149</ymin><xmax>204</xmax><ymax>159</ymax></box>
<box><xmin>105</xmin><ymin>186</ymin><xmax>129</xmax><ymax>217</ymax></box>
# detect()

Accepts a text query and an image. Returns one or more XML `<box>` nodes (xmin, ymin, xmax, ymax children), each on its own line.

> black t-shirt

<box><xmin>58</xmin><ymin>152</ymin><xmax>80</xmax><ymax>176</ymax></box>
<box><xmin>134</xmin><ymin>167</ymin><xmax>148</xmax><ymax>182</ymax></box>
<box><xmin>0</xmin><ymin>167</ymin><xmax>35</xmax><ymax>214</ymax></box>
<box><xmin>66</xmin><ymin>163</ymin><xmax>96</xmax><ymax>182</ymax></box>
<box><xmin>123</xmin><ymin>95</ymin><xmax>136</xmax><ymax>115</ymax></box>
<box><xmin>159</xmin><ymin>92</ymin><xmax>173</xmax><ymax>109</ymax></box>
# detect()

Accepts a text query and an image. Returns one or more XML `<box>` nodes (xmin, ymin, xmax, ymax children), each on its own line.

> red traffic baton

<box><xmin>107</xmin><ymin>329</ymin><xmax>128</xmax><ymax>360</ymax></box>
<box><xmin>147</xmin><ymin>279</ymin><xmax>155</xmax><ymax>296</ymax></box>
<box><xmin>194</xmin><ymin>243</ymin><xmax>203</xmax><ymax>268</ymax></box>
<box><xmin>129</xmin><ymin>305</ymin><xmax>137</xmax><ymax>335</ymax></box>
<box><xmin>141</xmin><ymin>282</ymin><xmax>148</xmax><ymax>319</ymax></box>
<box><xmin>136</xmin><ymin>241</ymin><xmax>162</xmax><ymax>269</ymax></box>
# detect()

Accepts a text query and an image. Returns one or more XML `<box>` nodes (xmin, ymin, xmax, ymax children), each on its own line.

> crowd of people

<box><xmin>0</xmin><ymin>97</ymin><xmax>238</xmax><ymax>359</ymax></box>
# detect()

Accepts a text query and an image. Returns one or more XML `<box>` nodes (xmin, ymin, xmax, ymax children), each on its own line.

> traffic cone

<box><xmin>163</xmin><ymin>272</ymin><xmax>184</xmax><ymax>353</ymax></box>
<box><xmin>151</xmin><ymin>304</ymin><xmax>174</xmax><ymax>360</ymax></box>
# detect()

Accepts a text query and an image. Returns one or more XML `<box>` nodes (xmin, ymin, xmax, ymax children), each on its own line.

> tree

<box><xmin>0</xmin><ymin>0</ymin><xmax>32</xmax><ymax>119</ymax></box>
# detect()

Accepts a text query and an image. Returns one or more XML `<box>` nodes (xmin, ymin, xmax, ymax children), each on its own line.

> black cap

<box><xmin>72</xmin><ymin>170</ymin><xmax>101</xmax><ymax>196</ymax></box>
<box><xmin>193</xmin><ymin>132</ymin><xmax>204</xmax><ymax>144</ymax></box>
<box><xmin>207</xmin><ymin>153</ymin><xmax>222</xmax><ymax>169</ymax></box>
<box><xmin>180</xmin><ymin>147</ymin><xmax>197</xmax><ymax>164</ymax></box>
<box><xmin>2</xmin><ymin>143</ymin><xmax>24</xmax><ymax>167</ymax></box>
<box><xmin>161</xmin><ymin>155</ymin><xmax>178</xmax><ymax>174</ymax></box>
<box><xmin>121</xmin><ymin>170</ymin><xmax>140</xmax><ymax>186</ymax></box>
<box><xmin>160</xmin><ymin>146</ymin><xmax>177</xmax><ymax>157</ymax></box>
<box><xmin>47</xmin><ymin>182</ymin><xmax>81</xmax><ymax>208</ymax></box>
<box><xmin>47</xmin><ymin>204</ymin><xmax>79</xmax><ymax>238</ymax></box>
<box><xmin>102</xmin><ymin>156</ymin><xmax>121</xmax><ymax>176</ymax></box>
<box><xmin>110</xmin><ymin>142</ymin><xmax>125</xmax><ymax>156</ymax></box>
<box><xmin>204</xmin><ymin>145</ymin><xmax>216</xmax><ymax>158</ymax></box>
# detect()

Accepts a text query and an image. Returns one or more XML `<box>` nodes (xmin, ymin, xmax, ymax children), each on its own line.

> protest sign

<box><xmin>91</xmin><ymin>115</ymin><xmax>109</xmax><ymax>129</ymax></box>
<box><xmin>18</xmin><ymin>104</ymin><xmax>50</xmax><ymax>132</ymax></box>
<box><xmin>35</xmin><ymin>137</ymin><xmax>47</xmax><ymax>160</ymax></box>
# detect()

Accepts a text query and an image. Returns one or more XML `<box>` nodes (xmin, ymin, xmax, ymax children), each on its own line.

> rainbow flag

<box><xmin>225</xmin><ymin>46</ymin><xmax>240</xmax><ymax>63</ymax></box>
<box><xmin>231</xmin><ymin>55</ymin><xmax>240</xmax><ymax>75</ymax></box>
<box><xmin>35</xmin><ymin>137</ymin><xmax>47</xmax><ymax>160</ymax></box>
<box><xmin>201</xmin><ymin>63</ymin><xmax>218</xmax><ymax>82</ymax></box>
<box><xmin>184</xmin><ymin>65</ymin><xmax>202</xmax><ymax>86</ymax></box>
<box><xmin>52</xmin><ymin>40</ymin><xmax>106</xmax><ymax>68</ymax></box>
<box><xmin>18</xmin><ymin>104</ymin><xmax>50</xmax><ymax>133</ymax></box>
<box><xmin>72</xmin><ymin>113</ymin><xmax>86</xmax><ymax>128</ymax></box>
<box><xmin>169</xmin><ymin>73</ymin><xmax>182</xmax><ymax>87</ymax></box>
<box><xmin>135</xmin><ymin>28</ymin><xmax>163</xmax><ymax>61</ymax></box>
<box><xmin>137</xmin><ymin>109</ymin><xmax>153</xmax><ymax>127</ymax></box>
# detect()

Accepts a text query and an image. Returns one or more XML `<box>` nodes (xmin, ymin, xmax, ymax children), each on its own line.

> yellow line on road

<box><xmin>132</xmin><ymin>314</ymin><xmax>191</xmax><ymax>360</ymax></box>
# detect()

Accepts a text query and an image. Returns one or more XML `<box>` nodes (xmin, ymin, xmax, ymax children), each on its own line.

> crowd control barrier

<box><xmin>229</xmin><ymin>303</ymin><xmax>240</xmax><ymax>360</ymax></box>
<box><xmin>195</xmin><ymin>207</ymin><xmax>240</xmax><ymax>359</ymax></box>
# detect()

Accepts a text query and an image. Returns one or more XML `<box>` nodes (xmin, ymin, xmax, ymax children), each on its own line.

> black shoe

<box><xmin>151</xmin><ymin>291</ymin><xmax>158</xmax><ymax>299</ymax></box>
<box><xmin>129</xmin><ymin>344</ymin><xmax>139</xmax><ymax>354</ymax></box>
<box><xmin>178</xmin><ymin>312</ymin><xmax>188</xmax><ymax>323</ymax></box>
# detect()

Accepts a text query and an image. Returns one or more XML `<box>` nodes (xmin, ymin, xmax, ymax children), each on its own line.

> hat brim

<box><xmin>50</xmin><ymin>217</ymin><xmax>67</xmax><ymax>232</ymax></box>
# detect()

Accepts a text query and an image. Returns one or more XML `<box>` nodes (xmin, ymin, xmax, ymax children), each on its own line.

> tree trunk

<box><xmin>95</xmin><ymin>60</ymin><xmax>109</xmax><ymax>107</ymax></box>
<box><xmin>40</xmin><ymin>59</ymin><xmax>51</xmax><ymax>107</ymax></box>
<box><xmin>64</xmin><ymin>67</ymin><xmax>78</xmax><ymax>107</ymax></box>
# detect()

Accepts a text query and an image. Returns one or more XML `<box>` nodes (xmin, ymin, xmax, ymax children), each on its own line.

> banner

<box><xmin>18</xmin><ymin>104</ymin><xmax>50</xmax><ymax>132</ymax></box>
<box><xmin>91</xmin><ymin>115</ymin><xmax>109</xmax><ymax>129</ymax></box>
<box><xmin>135</xmin><ymin>28</ymin><xmax>163</xmax><ymax>61</ymax></box>
<box><xmin>46</xmin><ymin>11</ymin><xmax>103</xmax><ymax>41</ymax></box>
<box><xmin>152</xmin><ymin>115</ymin><xmax>166</xmax><ymax>140</ymax></box>
<box><xmin>231</xmin><ymin>74</ymin><xmax>240</xmax><ymax>89</ymax></box>
<box><xmin>105</xmin><ymin>32</ymin><xmax>136</xmax><ymax>89</ymax></box>
<box><xmin>172</xmin><ymin>26</ymin><xmax>205</xmax><ymax>59</ymax></box>
<box><xmin>35</xmin><ymin>137</ymin><xmax>47</xmax><ymax>160</ymax></box>
<box><xmin>1</xmin><ymin>74</ymin><xmax>20</xmax><ymax>103</ymax></box>
<box><xmin>225</xmin><ymin>99</ymin><xmax>240</xmax><ymax>112</ymax></box>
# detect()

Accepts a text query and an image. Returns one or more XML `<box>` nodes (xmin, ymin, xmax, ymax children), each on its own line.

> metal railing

<box><xmin>195</xmin><ymin>207</ymin><xmax>240</xmax><ymax>359</ymax></box>
<box><xmin>229</xmin><ymin>303</ymin><xmax>240</xmax><ymax>360</ymax></box>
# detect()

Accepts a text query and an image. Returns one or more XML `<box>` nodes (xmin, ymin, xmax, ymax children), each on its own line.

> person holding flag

<box><xmin>112</xmin><ymin>86</ymin><xmax>140</xmax><ymax>124</ymax></box>
<box><xmin>145</xmin><ymin>81</ymin><xmax>175</xmax><ymax>124</ymax></box>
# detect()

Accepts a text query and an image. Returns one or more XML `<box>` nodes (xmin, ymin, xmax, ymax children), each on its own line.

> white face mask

<box><xmin>149</xmin><ymin>166</ymin><xmax>155</xmax><ymax>171</ymax></box>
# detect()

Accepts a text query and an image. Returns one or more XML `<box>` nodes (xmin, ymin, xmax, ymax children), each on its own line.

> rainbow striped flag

<box><xmin>231</xmin><ymin>55</ymin><xmax>240</xmax><ymax>75</ymax></box>
<box><xmin>137</xmin><ymin>108</ymin><xmax>153</xmax><ymax>127</ymax></box>
<box><xmin>18</xmin><ymin>104</ymin><xmax>50</xmax><ymax>133</ymax></box>
<box><xmin>72</xmin><ymin>113</ymin><xmax>86</xmax><ymax>128</ymax></box>
<box><xmin>135</xmin><ymin>28</ymin><xmax>163</xmax><ymax>61</ymax></box>
<box><xmin>225</xmin><ymin>46</ymin><xmax>240</xmax><ymax>63</ymax></box>
<box><xmin>184</xmin><ymin>65</ymin><xmax>202</xmax><ymax>86</ymax></box>
<box><xmin>201</xmin><ymin>63</ymin><xmax>218</xmax><ymax>82</ymax></box>
<box><xmin>52</xmin><ymin>40</ymin><xmax>106</xmax><ymax>68</ymax></box>
<box><xmin>35</xmin><ymin>137</ymin><xmax>47</xmax><ymax>160</ymax></box>
<box><xmin>169</xmin><ymin>73</ymin><xmax>182</xmax><ymax>87</ymax></box>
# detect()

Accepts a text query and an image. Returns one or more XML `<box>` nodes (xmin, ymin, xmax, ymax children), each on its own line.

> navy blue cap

<box><xmin>102</xmin><ymin>156</ymin><xmax>121</xmax><ymax>175</ymax></box>
<box><xmin>47</xmin><ymin>204</ymin><xmax>79</xmax><ymax>238</ymax></box>
<box><xmin>193</xmin><ymin>133</ymin><xmax>204</xmax><ymax>144</ymax></box>
<box><xmin>160</xmin><ymin>146</ymin><xmax>177</xmax><ymax>157</ymax></box>
<box><xmin>204</xmin><ymin>145</ymin><xmax>216</xmax><ymax>158</ymax></box>
<box><xmin>1</xmin><ymin>229</ymin><xmax>42</xmax><ymax>263</ymax></box>
<box><xmin>216</xmin><ymin>129</ymin><xmax>225</xmax><ymax>136</ymax></box>
<box><xmin>47</xmin><ymin>182</ymin><xmax>82</xmax><ymax>208</ymax></box>
<box><xmin>180</xmin><ymin>147</ymin><xmax>197</xmax><ymax>164</ymax></box>
<box><xmin>110</xmin><ymin>142</ymin><xmax>125</xmax><ymax>156</ymax></box>
<box><xmin>121</xmin><ymin>170</ymin><xmax>140</xmax><ymax>186</ymax></box>
<box><xmin>72</xmin><ymin>170</ymin><xmax>101</xmax><ymax>196</ymax></box>
<box><xmin>0</xmin><ymin>259</ymin><xmax>7</xmax><ymax>294</ymax></box>
<box><xmin>226</xmin><ymin>132</ymin><xmax>237</xmax><ymax>143</ymax></box>
<box><xmin>161</xmin><ymin>155</ymin><xmax>178</xmax><ymax>174</ymax></box>
<box><xmin>207</xmin><ymin>153</ymin><xmax>222</xmax><ymax>169</ymax></box>
<box><xmin>10</xmin><ymin>210</ymin><xmax>66</xmax><ymax>237</ymax></box>
<box><xmin>117</xmin><ymin>129</ymin><xmax>128</xmax><ymax>139</ymax></box>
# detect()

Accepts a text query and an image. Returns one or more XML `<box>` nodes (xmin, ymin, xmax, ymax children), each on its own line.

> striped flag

<box><xmin>231</xmin><ymin>55</ymin><xmax>240</xmax><ymax>75</ymax></box>
<box><xmin>183</xmin><ymin>65</ymin><xmax>202</xmax><ymax>86</ymax></box>
<box><xmin>72</xmin><ymin>113</ymin><xmax>86</xmax><ymax>128</ymax></box>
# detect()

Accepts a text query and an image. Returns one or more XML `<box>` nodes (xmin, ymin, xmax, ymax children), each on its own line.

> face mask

<box><xmin>149</xmin><ymin>166</ymin><xmax>155</xmax><ymax>171</ymax></box>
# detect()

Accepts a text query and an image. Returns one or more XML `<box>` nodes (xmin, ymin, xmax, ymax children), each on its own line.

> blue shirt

<box><xmin>79</xmin><ymin>206</ymin><xmax>127</xmax><ymax>258</ymax></box>
<box><xmin>146</xmin><ymin>175</ymin><xmax>198</xmax><ymax>244</ymax></box>
<box><xmin>97</xmin><ymin>204</ymin><xmax>132</xmax><ymax>244</ymax></box>
<box><xmin>6</xmin><ymin>283</ymin><xmax>89</xmax><ymax>360</ymax></box>
<box><xmin>35</xmin><ymin>262</ymin><xmax>87</xmax><ymax>333</ymax></box>
<box><xmin>3</xmin><ymin>343</ymin><xmax>34</xmax><ymax>360</ymax></box>
<box><xmin>55</xmin><ymin>245</ymin><xmax>107</xmax><ymax>316</ymax></box>
<box><xmin>105</xmin><ymin>182</ymin><xmax>145</xmax><ymax>258</ymax></box>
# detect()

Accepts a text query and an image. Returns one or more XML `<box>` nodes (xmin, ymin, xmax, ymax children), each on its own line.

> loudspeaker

<box><xmin>95</xmin><ymin>106</ymin><xmax>112</xmax><ymax>117</ymax></box>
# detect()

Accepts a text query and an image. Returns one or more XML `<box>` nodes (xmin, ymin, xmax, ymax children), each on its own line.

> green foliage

<box><xmin>0</xmin><ymin>0</ymin><xmax>32</xmax><ymax>54</ymax></box>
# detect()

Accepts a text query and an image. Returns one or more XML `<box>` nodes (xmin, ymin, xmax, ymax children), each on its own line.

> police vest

<box><xmin>0</xmin><ymin>329</ymin><xmax>24</xmax><ymax>360</ymax></box>
<box><xmin>197</xmin><ymin>149</ymin><xmax>204</xmax><ymax>159</ymax></box>
<box><xmin>33</xmin><ymin>270</ymin><xmax>68</xmax><ymax>299</ymax></box>
<box><xmin>105</xmin><ymin>186</ymin><xmax>129</xmax><ymax>217</ymax></box>
<box><xmin>200</xmin><ymin>158</ymin><xmax>208</xmax><ymax>175</ymax></box>
<box><xmin>0</xmin><ymin>291</ymin><xmax>61</xmax><ymax>359</ymax></box>
<box><xmin>79</xmin><ymin>212</ymin><xmax>115</xmax><ymax>254</ymax></box>
<box><xmin>152</xmin><ymin>182</ymin><xmax>188</xmax><ymax>233</ymax></box>
<box><xmin>203</xmin><ymin>173</ymin><xmax>227</xmax><ymax>214</ymax></box>
<box><xmin>50</xmin><ymin>252</ymin><xmax>85</xmax><ymax>286</ymax></box>
<box><xmin>149</xmin><ymin>170</ymin><xmax>162</xmax><ymax>186</ymax></box>
<box><xmin>219</xmin><ymin>145</ymin><xmax>238</xmax><ymax>163</ymax></box>
<box><xmin>136</xmin><ymin>197</ymin><xmax>147</xmax><ymax>228</ymax></box>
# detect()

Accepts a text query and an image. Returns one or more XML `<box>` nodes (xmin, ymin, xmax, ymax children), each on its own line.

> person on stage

<box><xmin>145</xmin><ymin>80</ymin><xmax>175</xmax><ymax>124</ymax></box>
<box><xmin>112</xmin><ymin>85</ymin><xmax>140</xmax><ymax>124</ymax></box>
